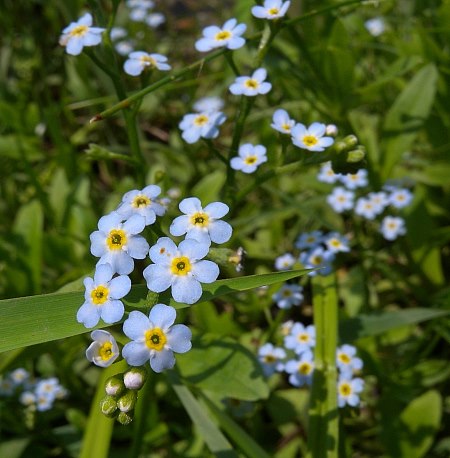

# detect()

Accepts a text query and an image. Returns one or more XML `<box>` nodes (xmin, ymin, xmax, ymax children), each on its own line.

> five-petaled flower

<box><xmin>124</xmin><ymin>51</ymin><xmax>171</xmax><ymax>76</ymax></box>
<box><xmin>230</xmin><ymin>143</ymin><xmax>268</xmax><ymax>174</ymax></box>
<box><xmin>77</xmin><ymin>263</ymin><xmax>131</xmax><ymax>328</ymax></box>
<box><xmin>252</xmin><ymin>0</ymin><xmax>291</xmax><ymax>20</ymax></box>
<box><xmin>179</xmin><ymin>111</ymin><xmax>226</xmax><ymax>144</ymax></box>
<box><xmin>195</xmin><ymin>18</ymin><xmax>246</xmax><ymax>52</ymax></box>
<box><xmin>122</xmin><ymin>304</ymin><xmax>192</xmax><ymax>372</ymax></box>
<box><xmin>271</xmin><ymin>109</ymin><xmax>296</xmax><ymax>134</ymax></box>
<box><xmin>229</xmin><ymin>68</ymin><xmax>272</xmax><ymax>97</ymax></box>
<box><xmin>60</xmin><ymin>13</ymin><xmax>105</xmax><ymax>56</ymax></box>
<box><xmin>143</xmin><ymin>237</ymin><xmax>219</xmax><ymax>304</ymax></box>
<box><xmin>291</xmin><ymin>122</ymin><xmax>334</xmax><ymax>151</ymax></box>
<box><xmin>86</xmin><ymin>330</ymin><xmax>120</xmax><ymax>368</ymax></box>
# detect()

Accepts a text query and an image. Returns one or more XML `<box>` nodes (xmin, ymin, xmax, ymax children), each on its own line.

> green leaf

<box><xmin>398</xmin><ymin>390</ymin><xmax>442</xmax><ymax>458</ymax></box>
<box><xmin>381</xmin><ymin>63</ymin><xmax>438</xmax><ymax>180</ymax></box>
<box><xmin>339</xmin><ymin>308</ymin><xmax>450</xmax><ymax>342</ymax></box>
<box><xmin>0</xmin><ymin>269</ymin><xmax>309</xmax><ymax>353</ymax></box>
<box><xmin>177</xmin><ymin>335</ymin><xmax>269</xmax><ymax>401</ymax></box>
<box><xmin>0</xmin><ymin>438</ymin><xmax>31</xmax><ymax>458</ymax></box>
<box><xmin>191</xmin><ymin>170</ymin><xmax>226</xmax><ymax>204</ymax></box>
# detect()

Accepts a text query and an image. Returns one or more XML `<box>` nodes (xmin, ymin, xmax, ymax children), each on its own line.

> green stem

<box><xmin>224</xmin><ymin>52</ymin><xmax>240</xmax><ymax>76</ymax></box>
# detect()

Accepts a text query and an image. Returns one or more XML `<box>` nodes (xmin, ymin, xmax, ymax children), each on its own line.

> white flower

<box><xmin>338</xmin><ymin>376</ymin><xmax>364</xmax><ymax>407</ymax></box>
<box><xmin>339</xmin><ymin>169</ymin><xmax>368</xmax><ymax>189</ymax></box>
<box><xmin>274</xmin><ymin>252</ymin><xmax>296</xmax><ymax>271</ymax></box>
<box><xmin>327</xmin><ymin>187</ymin><xmax>355</xmax><ymax>213</ymax></box>
<box><xmin>317</xmin><ymin>162</ymin><xmax>341</xmax><ymax>184</ymax></box>
<box><xmin>324</xmin><ymin>232</ymin><xmax>350</xmax><ymax>253</ymax></box>
<box><xmin>116</xmin><ymin>185</ymin><xmax>166</xmax><ymax>225</ymax></box>
<box><xmin>258</xmin><ymin>343</ymin><xmax>286</xmax><ymax>376</ymax></box>
<box><xmin>195</xmin><ymin>18</ymin><xmax>246</xmax><ymax>52</ymax></box>
<box><xmin>365</xmin><ymin>17</ymin><xmax>385</xmax><ymax>37</ymax></box>
<box><xmin>193</xmin><ymin>96</ymin><xmax>224</xmax><ymax>113</ymax></box>
<box><xmin>368</xmin><ymin>191</ymin><xmax>389</xmax><ymax>214</ymax></box>
<box><xmin>179</xmin><ymin>111</ymin><xmax>226</xmax><ymax>144</ymax></box>
<box><xmin>10</xmin><ymin>368</ymin><xmax>29</xmax><ymax>386</ymax></box>
<box><xmin>60</xmin><ymin>13</ymin><xmax>105</xmax><ymax>56</ymax></box>
<box><xmin>122</xmin><ymin>304</ymin><xmax>192</xmax><ymax>373</ymax></box>
<box><xmin>337</xmin><ymin>344</ymin><xmax>363</xmax><ymax>377</ymax></box>
<box><xmin>170</xmin><ymin>197</ymin><xmax>232</xmax><ymax>246</ymax></box>
<box><xmin>86</xmin><ymin>330</ymin><xmax>120</xmax><ymax>368</ymax></box>
<box><xmin>271</xmin><ymin>109</ymin><xmax>296</xmax><ymax>134</ymax></box>
<box><xmin>284</xmin><ymin>323</ymin><xmax>316</xmax><ymax>355</ymax></box>
<box><xmin>90</xmin><ymin>212</ymin><xmax>149</xmax><ymax>275</ymax></box>
<box><xmin>143</xmin><ymin>237</ymin><xmax>219</xmax><ymax>304</ymax></box>
<box><xmin>354</xmin><ymin>197</ymin><xmax>377</xmax><ymax>220</ymax></box>
<box><xmin>77</xmin><ymin>263</ymin><xmax>131</xmax><ymax>328</ymax></box>
<box><xmin>291</xmin><ymin>122</ymin><xmax>334</xmax><ymax>152</ymax></box>
<box><xmin>285</xmin><ymin>351</ymin><xmax>315</xmax><ymax>387</ymax></box>
<box><xmin>388</xmin><ymin>188</ymin><xmax>413</xmax><ymax>209</ymax></box>
<box><xmin>380</xmin><ymin>216</ymin><xmax>406</xmax><ymax>241</ymax></box>
<box><xmin>124</xmin><ymin>51</ymin><xmax>171</xmax><ymax>76</ymax></box>
<box><xmin>230</xmin><ymin>143</ymin><xmax>267</xmax><ymax>174</ymax></box>
<box><xmin>229</xmin><ymin>68</ymin><xmax>272</xmax><ymax>97</ymax></box>
<box><xmin>252</xmin><ymin>0</ymin><xmax>291</xmax><ymax>20</ymax></box>
<box><xmin>272</xmin><ymin>283</ymin><xmax>304</xmax><ymax>309</ymax></box>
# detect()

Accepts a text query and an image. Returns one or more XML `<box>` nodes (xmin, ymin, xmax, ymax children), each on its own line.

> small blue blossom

<box><xmin>258</xmin><ymin>343</ymin><xmax>286</xmax><ymax>376</ymax></box>
<box><xmin>143</xmin><ymin>237</ymin><xmax>219</xmax><ymax>304</ymax></box>
<box><xmin>365</xmin><ymin>17</ymin><xmax>385</xmax><ymax>37</ymax></box>
<box><xmin>284</xmin><ymin>323</ymin><xmax>316</xmax><ymax>355</ymax></box>
<box><xmin>124</xmin><ymin>51</ymin><xmax>171</xmax><ymax>76</ymax></box>
<box><xmin>317</xmin><ymin>162</ymin><xmax>341</xmax><ymax>184</ymax></box>
<box><xmin>368</xmin><ymin>191</ymin><xmax>389</xmax><ymax>214</ymax></box>
<box><xmin>145</xmin><ymin>13</ymin><xmax>165</xmax><ymax>28</ymax></box>
<box><xmin>90</xmin><ymin>212</ymin><xmax>149</xmax><ymax>275</ymax></box>
<box><xmin>179</xmin><ymin>111</ymin><xmax>226</xmax><ymax>144</ymax></box>
<box><xmin>229</xmin><ymin>68</ymin><xmax>272</xmax><ymax>97</ymax></box>
<box><xmin>327</xmin><ymin>187</ymin><xmax>355</xmax><ymax>213</ymax></box>
<box><xmin>272</xmin><ymin>283</ymin><xmax>304</xmax><ymax>309</ymax></box>
<box><xmin>291</xmin><ymin>122</ymin><xmax>334</xmax><ymax>152</ymax></box>
<box><xmin>193</xmin><ymin>96</ymin><xmax>224</xmax><ymax>113</ymax></box>
<box><xmin>195</xmin><ymin>18</ymin><xmax>246</xmax><ymax>52</ymax></box>
<box><xmin>77</xmin><ymin>263</ymin><xmax>131</xmax><ymax>328</ymax></box>
<box><xmin>285</xmin><ymin>350</ymin><xmax>315</xmax><ymax>387</ymax></box>
<box><xmin>252</xmin><ymin>0</ymin><xmax>291</xmax><ymax>20</ymax></box>
<box><xmin>60</xmin><ymin>13</ymin><xmax>105</xmax><ymax>56</ymax></box>
<box><xmin>271</xmin><ymin>109</ymin><xmax>296</xmax><ymax>135</ymax></box>
<box><xmin>300</xmin><ymin>246</ymin><xmax>335</xmax><ymax>277</ymax></box>
<box><xmin>230</xmin><ymin>143</ymin><xmax>267</xmax><ymax>174</ymax></box>
<box><xmin>337</xmin><ymin>344</ymin><xmax>363</xmax><ymax>377</ymax></box>
<box><xmin>338</xmin><ymin>376</ymin><xmax>364</xmax><ymax>407</ymax></box>
<box><xmin>354</xmin><ymin>196</ymin><xmax>377</xmax><ymax>220</ymax></box>
<box><xmin>170</xmin><ymin>197</ymin><xmax>232</xmax><ymax>246</ymax></box>
<box><xmin>122</xmin><ymin>304</ymin><xmax>192</xmax><ymax>373</ymax></box>
<box><xmin>295</xmin><ymin>231</ymin><xmax>324</xmax><ymax>250</ymax></box>
<box><xmin>274</xmin><ymin>252</ymin><xmax>296</xmax><ymax>270</ymax></box>
<box><xmin>380</xmin><ymin>215</ymin><xmax>406</xmax><ymax>241</ymax></box>
<box><xmin>339</xmin><ymin>169</ymin><xmax>368</xmax><ymax>189</ymax></box>
<box><xmin>116</xmin><ymin>185</ymin><xmax>166</xmax><ymax>225</ymax></box>
<box><xmin>86</xmin><ymin>330</ymin><xmax>120</xmax><ymax>368</ymax></box>
<box><xmin>388</xmin><ymin>187</ymin><xmax>413</xmax><ymax>209</ymax></box>
<box><xmin>10</xmin><ymin>368</ymin><xmax>30</xmax><ymax>386</ymax></box>
<box><xmin>324</xmin><ymin>232</ymin><xmax>350</xmax><ymax>254</ymax></box>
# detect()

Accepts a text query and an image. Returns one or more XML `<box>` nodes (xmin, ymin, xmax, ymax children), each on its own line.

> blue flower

<box><xmin>122</xmin><ymin>304</ymin><xmax>192</xmax><ymax>373</ymax></box>
<box><xmin>230</xmin><ymin>143</ymin><xmax>268</xmax><ymax>174</ymax></box>
<box><xmin>324</xmin><ymin>232</ymin><xmax>350</xmax><ymax>254</ymax></box>
<box><xmin>170</xmin><ymin>197</ymin><xmax>232</xmax><ymax>246</ymax></box>
<box><xmin>272</xmin><ymin>283</ymin><xmax>304</xmax><ymax>309</ymax></box>
<box><xmin>143</xmin><ymin>237</ymin><xmax>219</xmax><ymax>304</ymax></box>
<box><xmin>77</xmin><ymin>263</ymin><xmax>131</xmax><ymax>328</ymax></box>
<box><xmin>271</xmin><ymin>109</ymin><xmax>296</xmax><ymax>135</ymax></box>
<box><xmin>258</xmin><ymin>343</ymin><xmax>286</xmax><ymax>376</ymax></box>
<box><xmin>284</xmin><ymin>323</ymin><xmax>316</xmax><ymax>355</ymax></box>
<box><xmin>123</xmin><ymin>51</ymin><xmax>171</xmax><ymax>76</ymax></box>
<box><xmin>90</xmin><ymin>212</ymin><xmax>149</xmax><ymax>275</ymax></box>
<box><xmin>229</xmin><ymin>68</ymin><xmax>272</xmax><ymax>97</ymax></box>
<box><xmin>317</xmin><ymin>162</ymin><xmax>341</xmax><ymax>184</ymax></box>
<box><xmin>60</xmin><ymin>13</ymin><xmax>105</xmax><ymax>56</ymax></box>
<box><xmin>285</xmin><ymin>351</ymin><xmax>315</xmax><ymax>387</ymax></box>
<box><xmin>299</xmin><ymin>246</ymin><xmax>335</xmax><ymax>277</ymax></box>
<box><xmin>179</xmin><ymin>111</ymin><xmax>226</xmax><ymax>144</ymax></box>
<box><xmin>380</xmin><ymin>215</ymin><xmax>406</xmax><ymax>241</ymax></box>
<box><xmin>274</xmin><ymin>252</ymin><xmax>296</xmax><ymax>271</ymax></box>
<box><xmin>291</xmin><ymin>122</ymin><xmax>334</xmax><ymax>152</ymax></box>
<box><xmin>295</xmin><ymin>231</ymin><xmax>324</xmax><ymax>250</ymax></box>
<box><xmin>195</xmin><ymin>18</ymin><xmax>246</xmax><ymax>52</ymax></box>
<box><xmin>338</xmin><ymin>376</ymin><xmax>364</xmax><ymax>407</ymax></box>
<box><xmin>252</xmin><ymin>0</ymin><xmax>291</xmax><ymax>20</ymax></box>
<box><xmin>327</xmin><ymin>187</ymin><xmax>355</xmax><ymax>213</ymax></box>
<box><xmin>336</xmin><ymin>344</ymin><xmax>363</xmax><ymax>377</ymax></box>
<box><xmin>86</xmin><ymin>330</ymin><xmax>120</xmax><ymax>368</ymax></box>
<box><xmin>339</xmin><ymin>169</ymin><xmax>368</xmax><ymax>189</ymax></box>
<box><xmin>193</xmin><ymin>96</ymin><xmax>224</xmax><ymax>113</ymax></box>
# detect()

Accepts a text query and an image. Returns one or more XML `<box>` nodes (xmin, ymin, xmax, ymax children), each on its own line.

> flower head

<box><xmin>90</xmin><ymin>212</ymin><xmax>149</xmax><ymax>275</ymax></box>
<box><xmin>230</xmin><ymin>143</ymin><xmax>267</xmax><ymax>174</ymax></box>
<box><xmin>86</xmin><ymin>330</ymin><xmax>120</xmax><ymax>368</ymax></box>
<box><xmin>338</xmin><ymin>376</ymin><xmax>364</xmax><ymax>407</ymax></box>
<box><xmin>272</xmin><ymin>283</ymin><xmax>304</xmax><ymax>309</ymax></box>
<box><xmin>229</xmin><ymin>68</ymin><xmax>272</xmax><ymax>97</ymax></box>
<box><xmin>295</xmin><ymin>231</ymin><xmax>324</xmax><ymax>250</ymax></box>
<box><xmin>60</xmin><ymin>13</ymin><xmax>105</xmax><ymax>56</ymax></box>
<box><xmin>116</xmin><ymin>185</ymin><xmax>166</xmax><ymax>225</ymax></box>
<box><xmin>274</xmin><ymin>252</ymin><xmax>296</xmax><ymax>271</ymax></box>
<box><xmin>317</xmin><ymin>162</ymin><xmax>341</xmax><ymax>184</ymax></box>
<box><xmin>193</xmin><ymin>96</ymin><xmax>224</xmax><ymax>113</ymax></box>
<box><xmin>179</xmin><ymin>111</ymin><xmax>226</xmax><ymax>144</ymax></box>
<box><xmin>284</xmin><ymin>323</ymin><xmax>316</xmax><ymax>355</ymax></box>
<box><xmin>339</xmin><ymin>169</ymin><xmax>368</xmax><ymax>189</ymax></box>
<box><xmin>124</xmin><ymin>51</ymin><xmax>171</xmax><ymax>76</ymax></box>
<box><xmin>170</xmin><ymin>197</ymin><xmax>232</xmax><ymax>246</ymax></box>
<box><xmin>291</xmin><ymin>122</ymin><xmax>334</xmax><ymax>152</ymax></box>
<box><xmin>122</xmin><ymin>305</ymin><xmax>192</xmax><ymax>372</ymax></box>
<box><xmin>327</xmin><ymin>187</ymin><xmax>355</xmax><ymax>213</ymax></box>
<box><xmin>285</xmin><ymin>350</ymin><xmax>315</xmax><ymax>387</ymax></box>
<box><xmin>300</xmin><ymin>246</ymin><xmax>335</xmax><ymax>277</ymax></box>
<box><xmin>388</xmin><ymin>188</ymin><xmax>413</xmax><ymax>209</ymax></box>
<box><xmin>143</xmin><ymin>237</ymin><xmax>219</xmax><ymax>304</ymax></box>
<box><xmin>324</xmin><ymin>232</ymin><xmax>350</xmax><ymax>253</ymax></box>
<box><xmin>271</xmin><ymin>109</ymin><xmax>296</xmax><ymax>134</ymax></box>
<box><xmin>252</xmin><ymin>0</ymin><xmax>291</xmax><ymax>20</ymax></box>
<box><xmin>336</xmin><ymin>344</ymin><xmax>363</xmax><ymax>377</ymax></box>
<box><xmin>380</xmin><ymin>216</ymin><xmax>406</xmax><ymax>241</ymax></box>
<box><xmin>365</xmin><ymin>17</ymin><xmax>385</xmax><ymax>37</ymax></box>
<box><xmin>258</xmin><ymin>343</ymin><xmax>286</xmax><ymax>376</ymax></box>
<box><xmin>77</xmin><ymin>263</ymin><xmax>131</xmax><ymax>328</ymax></box>
<box><xmin>195</xmin><ymin>18</ymin><xmax>246</xmax><ymax>52</ymax></box>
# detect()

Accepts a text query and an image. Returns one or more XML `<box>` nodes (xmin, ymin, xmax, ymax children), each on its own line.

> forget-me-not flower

<box><xmin>295</xmin><ymin>231</ymin><xmax>324</xmax><ymax>250</ymax></box>
<box><xmin>272</xmin><ymin>283</ymin><xmax>304</xmax><ymax>309</ymax></box>
<box><xmin>230</xmin><ymin>143</ymin><xmax>267</xmax><ymax>174</ymax></box>
<box><xmin>291</xmin><ymin>122</ymin><xmax>334</xmax><ymax>152</ymax></box>
<box><xmin>338</xmin><ymin>376</ymin><xmax>364</xmax><ymax>407</ymax></box>
<box><xmin>380</xmin><ymin>216</ymin><xmax>406</xmax><ymax>241</ymax></box>
<box><xmin>229</xmin><ymin>68</ymin><xmax>272</xmax><ymax>97</ymax></box>
<box><xmin>86</xmin><ymin>330</ymin><xmax>120</xmax><ymax>368</ymax></box>
<box><xmin>258</xmin><ymin>343</ymin><xmax>286</xmax><ymax>376</ymax></box>
<box><xmin>284</xmin><ymin>323</ymin><xmax>316</xmax><ymax>355</ymax></box>
<box><xmin>195</xmin><ymin>18</ymin><xmax>246</xmax><ymax>52</ymax></box>
<box><xmin>124</xmin><ymin>51</ymin><xmax>171</xmax><ymax>76</ymax></box>
<box><xmin>122</xmin><ymin>304</ymin><xmax>192</xmax><ymax>373</ymax></box>
<box><xmin>337</xmin><ymin>344</ymin><xmax>363</xmax><ymax>377</ymax></box>
<box><xmin>285</xmin><ymin>351</ymin><xmax>315</xmax><ymax>387</ymax></box>
<box><xmin>274</xmin><ymin>252</ymin><xmax>296</xmax><ymax>270</ymax></box>
<box><xmin>271</xmin><ymin>109</ymin><xmax>296</xmax><ymax>134</ymax></box>
<box><xmin>179</xmin><ymin>111</ymin><xmax>226</xmax><ymax>144</ymax></box>
<box><xmin>317</xmin><ymin>162</ymin><xmax>341</xmax><ymax>184</ymax></box>
<box><xmin>388</xmin><ymin>188</ymin><xmax>413</xmax><ymax>209</ymax></box>
<box><xmin>339</xmin><ymin>169</ymin><xmax>368</xmax><ymax>189</ymax></box>
<box><xmin>300</xmin><ymin>246</ymin><xmax>335</xmax><ymax>277</ymax></box>
<box><xmin>327</xmin><ymin>187</ymin><xmax>355</xmax><ymax>213</ymax></box>
<box><xmin>324</xmin><ymin>232</ymin><xmax>350</xmax><ymax>253</ymax></box>
<box><xmin>252</xmin><ymin>0</ymin><xmax>291</xmax><ymax>20</ymax></box>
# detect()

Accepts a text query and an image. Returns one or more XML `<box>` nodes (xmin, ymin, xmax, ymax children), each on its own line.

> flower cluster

<box><xmin>258</xmin><ymin>322</ymin><xmax>364</xmax><ymax>407</ymax></box>
<box><xmin>0</xmin><ymin>369</ymin><xmax>67</xmax><ymax>413</ymax></box>
<box><xmin>320</xmin><ymin>162</ymin><xmax>412</xmax><ymax>241</ymax></box>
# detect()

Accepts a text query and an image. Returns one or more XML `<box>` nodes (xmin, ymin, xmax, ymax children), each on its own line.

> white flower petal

<box><xmin>122</xmin><ymin>341</ymin><xmax>150</xmax><ymax>366</ymax></box>
<box><xmin>192</xmin><ymin>260</ymin><xmax>219</xmax><ymax>283</ymax></box>
<box><xmin>123</xmin><ymin>310</ymin><xmax>150</xmax><ymax>340</ymax></box>
<box><xmin>149</xmin><ymin>303</ymin><xmax>176</xmax><ymax>329</ymax></box>
<box><xmin>150</xmin><ymin>348</ymin><xmax>175</xmax><ymax>372</ymax></box>
<box><xmin>171</xmin><ymin>276</ymin><xmax>202</xmax><ymax>304</ymax></box>
<box><xmin>167</xmin><ymin>324</ymin><xmax>192</xmax><ymax>353</ymax></box>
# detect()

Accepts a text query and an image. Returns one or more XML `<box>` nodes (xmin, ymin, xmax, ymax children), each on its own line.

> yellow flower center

<box><xmin>194</xmin><ymin>114</ymin><xmax>209</xmax><ymax>126</ymax></box>
<box><xmin>264</xmin><ymin>355</ymin><xmax>276</xmax><ymax>363</ymax></box>
<box><xmin>99</xmin><ymin>342</ymin><xmax>115</xmax><ymax>361</ymax></box>
<box><xmin>302</xmin><ymin>135</ymin><xmax>318</xmax><ymax>147</ymax></box>
<box><xmin>330</xmin><ymin>239</ymin><xmax>341</xmax><ymax>248</ymax></box>
<box><xmin>298</xmin><ymin>333</ymin><xmax>309</xmax><ymax>343</ymax></box>
<box><xmin>310</xmin><ymin>255</ymin><xmax>323</xmax><ymax>265</ymax></box>
<box><xmin>397</xmin><ymin>194</ymin><xmax>405</xmax><ymax>201</ymax></box>
<box><xmin>306</xmin><ymin>237</ymin><xmax>316</xmax><ymax>244</ymax></box>
<box><xmin>244</xmin><ymin>155</ymin><xmax>257</xmax><ymax>165</ymax></box>
<box><xmin>140</xmin><ymin>55</ymin><xmax>157</xmax><ymax>67</ymax></box>
<box><xmin>282</xmin><ymin>289</ymin><xmax>293</xmax><ymax>297</ymax></box>
<box><xmin>171</xmin><ymin>256</ymin><xmax>192</xmax><ymax>276</ymax></box>
<box><xmin>91</xmin><ymin>285</ymin><xmax>109</xmax><ymax>305</ymax></box>
<box><xmin>190</xmin><ymin>212</ymin><xmax>209</xmax><ymax>228</ymax></box>
<box><xmin>339</xmin><ymin>382</ymin><xmax>352</xmax><ymax>397</ymax></box>
<box><xmin>107</xmin><ymin>229</ymin><xmax>127</xmax><ymax>250</ymax></box>
<box><xmin>338</xmin><ymin>353</ymin><xmax>351</xmax><ymax>364</ymax></box>
<box><xmin>215</xmin><ymin>30</ymin><xmax>231</xmax><ymax>41</ymax></box>
<box><xmin>299</xmin><ymin>362</ymin><xmax>312</xmax><ymax>375</ymax></box>
<box><xmin>387</xmin><ymin>222</ymin><xmax>397</xmax><ymax>230</ymax></box>
<box><xmin>132</xmin><ymin>194</ymin><xmax>151</xmax><ymax>208</ymax></box>
<box><xmin>245</xmin><ymin>79</ymin><xmax>259</xmax><ymax>89</ymax></box>
<box><xmin>268</xmin><ymin>7</ymin><xmax>280</xmax><ymax>15</ymax></box>
<box><xmin>145</xmin><ymin>328</ymin><xmax>167</xmax><ymax>351</ymax></box>
<box><xmin>282</xmin><ymin>123</ymin><xmax>291</xmax><ymax>132</ymax></box>
<box><xmin>70</xmin><ymin>25</ymin><xmax>89</xmax><ymax>37</ymax></box>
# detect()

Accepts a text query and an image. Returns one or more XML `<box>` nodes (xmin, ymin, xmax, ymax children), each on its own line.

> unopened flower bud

<box><xmin>347</xmin><ymin>147</ymin><xmax>366</xmax><ymax>163</ymax></box>
<box><xmin>342</xmin><ymin>134</ymin><xmax>358</xmax><ymax>148</ymax></box>
<box><xmin>117</xmin><ymin>410</ymin><xmax>134</xmax><ymax>425</ymax></box>
<box><xmin>117</xmin><ymin>389</ymin><xmax>137</xmax><ymax>412</ymax></box>
<box><xmin>100</xmin><ymin>395</ymin><xmax>118</xmax><ymax>417</ymax></box>
<box><xmin>105</xmin><ymin>375</ymin><xmax>125</xmax><ymax>397</ymax></box>
<box><xmin>123</xmin><ymin>367</ymin><xmax>148</xmax><ymax>390</ymax></box>
<box><xmin>325</xmin><ymin>124</ymin><xmax>338</xmax><ymax>136</ymax></box>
